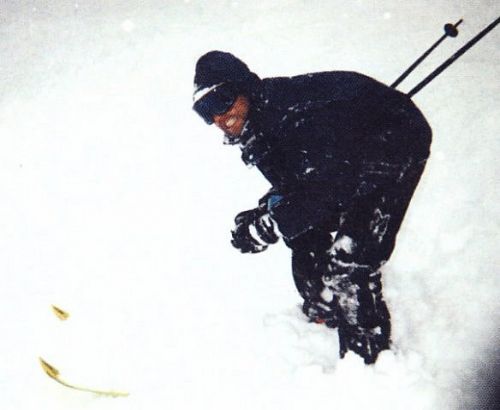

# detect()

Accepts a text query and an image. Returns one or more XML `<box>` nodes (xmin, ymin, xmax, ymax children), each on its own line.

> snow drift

<box><xmin>0</xmin><ymin>1</ymin><xmax>498</xmax><ymax>409</ymax></box>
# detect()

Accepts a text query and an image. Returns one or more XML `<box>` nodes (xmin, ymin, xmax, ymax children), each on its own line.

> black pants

<box><xmin>286</xmin><ymin>160</ymin><xmax>426</xmax><ymax>364</ymax></box>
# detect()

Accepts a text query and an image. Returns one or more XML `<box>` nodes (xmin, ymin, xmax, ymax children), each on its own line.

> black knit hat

<box><xmin>193</xmin><ymin>51</ymin><xmax>257</xmax><ymax>96</ymax></box>
<box><xmin>192</xmin><ymin>51</ymin><xmax>259</xmax><ymax>124</ymax></box>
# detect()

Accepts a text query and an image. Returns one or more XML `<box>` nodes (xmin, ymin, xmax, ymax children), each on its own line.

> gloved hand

<box><xmin>231</xmin><ymin>208</ymin><xmax>279</xmax><ymax>253</ymax></box>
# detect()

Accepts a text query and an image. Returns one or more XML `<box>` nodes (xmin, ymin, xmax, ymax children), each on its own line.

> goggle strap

<box><xmin>193</xmin><ymin>82</ymin><xmax>225</xmax><ymax>103</ymax></box>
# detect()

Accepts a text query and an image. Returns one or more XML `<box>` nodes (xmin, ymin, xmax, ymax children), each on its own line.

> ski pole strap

<box><xmin>391</xmin><ymin>19</ymin><xmax>463</xmax><ymax>89</ymax></box>
<box><xmin>408</xmin><ymin>16</ymin><xmax>500</xmax><ymax>98</ymax></box>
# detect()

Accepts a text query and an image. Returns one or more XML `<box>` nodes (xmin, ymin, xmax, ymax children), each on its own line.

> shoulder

<box><xmin>255</xmin><ymin>71</ymin><xmax>400</xmax><ymax>109</ymax></box>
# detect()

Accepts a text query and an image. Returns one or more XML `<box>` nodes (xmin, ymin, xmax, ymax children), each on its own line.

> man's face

<box><xmin>213</xmin><ymin>95</ymin><xmax>250</xmax><ymax>137</ymax></box>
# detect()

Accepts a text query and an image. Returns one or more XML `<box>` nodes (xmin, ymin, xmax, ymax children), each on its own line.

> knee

<box><xmin>331</xmin><ymin>234</ymin><xmax>357</xmax><ymax>261</ymax></box>
<box><xmin>330</xmin><ymin>234</ymin><xmax>371</xmax><ymax>268</ymax></box>
<box><xmin>331</xmin><ymin>232</ymin><xmax>392</xmax><ymax>270</ymax></box>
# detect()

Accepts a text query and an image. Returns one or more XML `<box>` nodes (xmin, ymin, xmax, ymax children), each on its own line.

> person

<box><xmin>192</xmin><ymin>50</ymin><xmax>432</xmax><ymax>364</ymax></box>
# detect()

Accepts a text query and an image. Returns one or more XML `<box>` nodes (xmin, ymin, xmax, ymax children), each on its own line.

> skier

<box><xmin>192</xmin><ymin>51</ymin><xmax>432</xmax><ymax>364</ymax></box>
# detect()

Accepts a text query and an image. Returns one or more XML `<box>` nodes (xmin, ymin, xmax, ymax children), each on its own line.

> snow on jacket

<box><xmin>238</xmin><ymin>71</ymin><xmax>432</xmax><ymax>239</ymax></box>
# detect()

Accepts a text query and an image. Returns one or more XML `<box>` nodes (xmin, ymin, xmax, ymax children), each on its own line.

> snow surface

<box><xmin>0</xmin><ymin>1</ymin><xmax>499</xmax><ymax>409</ymax></box>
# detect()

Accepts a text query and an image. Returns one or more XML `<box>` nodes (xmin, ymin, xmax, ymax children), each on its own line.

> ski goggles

<box><xmin>192</xmin><ymin>83</ymin><xmax>237</xmax><ymax>125</ymax></box>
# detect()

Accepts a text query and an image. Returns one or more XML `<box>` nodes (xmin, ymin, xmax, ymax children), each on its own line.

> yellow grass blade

<box><xmin>39</xmin><ymin>357</ymin><xmax>60</xmax><ymax>378</ymax></box>
<box><xmin>38</xmin><ymin>357</ymin><xmax>129</xmax><ymax>398</ymax></box>
<box><xmin>51</xmin><ymin>305</ymin><xmax>70</xmax><ymax>320</ymax></box>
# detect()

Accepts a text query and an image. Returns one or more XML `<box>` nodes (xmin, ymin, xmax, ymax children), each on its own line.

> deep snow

<box><xmin>0</xmin><ymin>1</ymin><xmax>499</xmax><ymax>409</ymax></box>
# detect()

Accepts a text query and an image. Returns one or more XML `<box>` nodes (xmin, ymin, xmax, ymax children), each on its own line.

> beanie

<box><xmin>193</xmin><ymin>51</ymin><xmax>258</xmax><ymax>100</ymax></box>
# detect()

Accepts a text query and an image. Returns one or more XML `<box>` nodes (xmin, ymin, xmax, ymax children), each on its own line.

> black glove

<box><xmin>231</xmin><ymin>208</ymin><xmax>279</xmax><ymax>254</ymax></box>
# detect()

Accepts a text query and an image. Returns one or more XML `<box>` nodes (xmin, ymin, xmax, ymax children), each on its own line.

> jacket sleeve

<box><xmin>257</xmin><ymin>187</ymin><xmax>281</xmax><ymax>211</ymax></box>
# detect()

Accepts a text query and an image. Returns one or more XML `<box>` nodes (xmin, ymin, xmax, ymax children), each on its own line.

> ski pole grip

<box><xmin>391</xmin><ymin>18</ymin><xmax>463</xmax><ymax>89</ymax></box>
<box><xmin>444</xmin><ymin>19</ymin><xmax>463</xmax><ymax>38</ymax></box>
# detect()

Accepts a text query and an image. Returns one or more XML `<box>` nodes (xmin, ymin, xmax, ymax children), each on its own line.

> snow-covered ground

<box><xmin>0</xmin><ymin>1</ymin><xmax>499</xmax><ymax>409</ymax></box>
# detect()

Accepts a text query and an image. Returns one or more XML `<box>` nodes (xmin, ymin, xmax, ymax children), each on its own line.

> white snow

<box><xmin>333</xmin><ymin>234</ymin><xmax>355</xmax><ymax>254</ymax></box>
<box><xmin>0</xmin><ymin>1</ymin><xmax>499</xmax><ymax>409</ymax></box>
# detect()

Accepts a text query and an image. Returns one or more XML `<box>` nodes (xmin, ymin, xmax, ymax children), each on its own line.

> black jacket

<box><xmin>239</xmin><ymin>71</ymin><xmax>432</xmax><ymax>239</ymax></box>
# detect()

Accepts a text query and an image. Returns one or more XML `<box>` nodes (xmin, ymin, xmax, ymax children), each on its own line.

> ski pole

<box><xmin>391</xmin><ymin>19</ymin><xmax>463</xmax><ymax>89</ymax></box>
<box><xmin>408</xmin><ymin>15</ymin><xmax>500</xmax><ymax>97</ymax></box>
